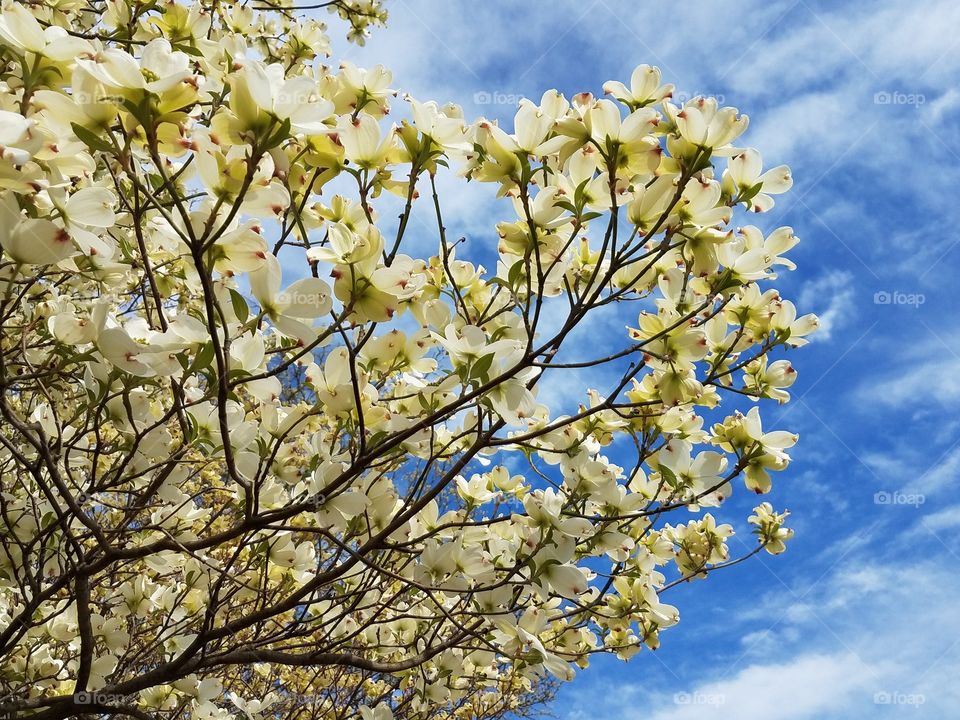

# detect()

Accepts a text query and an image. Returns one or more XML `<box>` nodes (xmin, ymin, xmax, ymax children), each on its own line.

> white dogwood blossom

<box><xmin>0</xmin><ymin>2</ymin><xmax>815</xmax><ymax>719</ymax></box>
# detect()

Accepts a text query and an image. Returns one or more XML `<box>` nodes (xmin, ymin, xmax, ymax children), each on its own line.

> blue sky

<box><xmin>322</xmin><ymin>0</ymin><xmax>960</xmax><ymax>717</ymax></box>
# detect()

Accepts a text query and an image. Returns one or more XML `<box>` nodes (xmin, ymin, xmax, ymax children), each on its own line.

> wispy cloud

<box><xmin>566</xmin><ymin>552</ymin><xmax>960</xmax><ymax>719</ymax></box>
<box><xmin>797</xmin><ymin>270</ymin><xmax>855</xmax><ymax>342</ymax></box>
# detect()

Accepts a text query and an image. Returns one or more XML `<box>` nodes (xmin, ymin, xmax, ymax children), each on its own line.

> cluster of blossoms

<box><xmin>0</xmin><ymin>2</ymin><xmax>815</xmax><ymax>719</ymax></box>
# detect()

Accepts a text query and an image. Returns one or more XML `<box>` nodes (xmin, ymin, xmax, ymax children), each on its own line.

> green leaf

<box><xmin>263</xmin><ymin>117</ymin><xmax>292</xmax><ymax>150</ymax></box>
<box><xmin>367</xmin><ymin>430</ymin><xmax>388</xmax><ymax>449</ymax></box>
<box><xmin>121</xmin><ymin>98</ymin><xmax>152</xmax><ymax>129</ymax></box>
<box><xmin>738</xmin><ymin>182</ymin><xmax>764</xmax><ymax>206</ymax></box>
<box><xmin>507</xmin><ymin>259</ymin><xmax>525</xmax><ymax>288</ymax></box>
<box><xmin>659</xmin><ymin>465</ymin><xmax>680</xmax><ymax>489</ymax></box>
<box><xmin>229</xmin><ymin>289</ymin><xmax>250</xmax><ymax>323</ymax></box>
<box><xmin>174</xmin><ymin>43</ymin><xmax>204</xmax><ymax>57</ymax></box>
<box><xmin>471</xmin><ymin>352</ymin><xmax>495</xmax><ymax>382</ymax></box>
<box><xmin>573</xmin><ymin>177</ymin><xmax>591</xmax><ymax>208</ymax></box>
<box><xmin>71</xmin><ymin>123</ymin><xmax>114</xmax><ymax>154</ymax></box>
<box><xmin>187</xmin><ymin>343</ymin><xmax>216</xmax><ymax>376</ymax></box>
<box><xmin>690</xmin><ymin>149</ymin><xmax>714</xmax><ymax>173</ymax></box>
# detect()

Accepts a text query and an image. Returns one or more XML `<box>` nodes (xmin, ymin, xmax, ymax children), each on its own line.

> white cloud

<box><xmin>859</xmin><ymin>353</ymin><xmax>960</xmax><ymax>410</ymax></box>
<box><xmin>847</xmin><ymin>326</ymin><xmax>960</xmax><ymax>425</ymax></box>
<box><xmin>644</xmin><ymin>653</ymin><xmax>877</xmax><ymax>720</ymax></box>
<box><xmin>914</xmin><ymin>445</ymin><xmax>960</xmax><ymax>497</ymax></box>
<box><xmin>563</xmin><ymin>553</ymin><xmax>960</xmax><ymax>720</ymax></box>
<box><xmin>797</xmin><ymin>270</ymin><xmax>855</xmax><ymax>342</ymax></box>
<box><xmin>926</xmin><ymin>88</ymin><xmax>960</xmax><ymax>124</ymax></box>
<box><xmin>857</xmin><ymin>441</ymin><xmax>960</xmax><ymax>500</ymax></box>
<box><xmin>910</xmin><ymin>503</ymin><xmax>960</xmax><ymax>535</ymax></box>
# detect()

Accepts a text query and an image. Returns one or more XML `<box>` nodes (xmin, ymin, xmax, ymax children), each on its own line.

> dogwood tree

<box><xmin>0</xmin><ymin>1</ymin><xmax>817</xmax><ymax>718</ymax></box>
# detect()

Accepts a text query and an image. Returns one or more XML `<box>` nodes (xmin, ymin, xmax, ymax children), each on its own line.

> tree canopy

<box><xmin>0</xmin><ymin>1</ymin><xmax>815</xmax><ymax>718</ymax></box>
